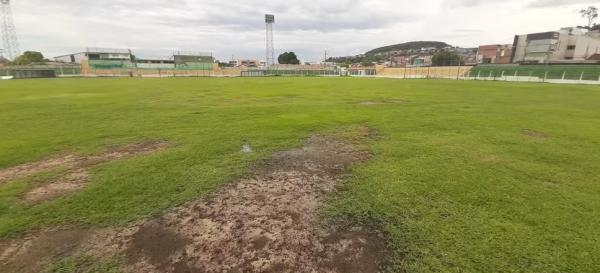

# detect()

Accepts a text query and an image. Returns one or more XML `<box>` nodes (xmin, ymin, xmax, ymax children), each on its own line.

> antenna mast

<box><xmin>0</xmin><ymin>0</ymin><xmax>20</xmax><ymax>60</ymax></box>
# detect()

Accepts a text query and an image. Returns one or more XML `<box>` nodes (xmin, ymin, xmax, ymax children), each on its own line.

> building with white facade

<box><xmin>511</xmin><ymin>27</ymin><xmax>600</xmax><ymax>64</ymax></box>
<box><xmin>54</xmin><ymin>48</ymin><xmax>133</xmax><ymax>64</ymax></box>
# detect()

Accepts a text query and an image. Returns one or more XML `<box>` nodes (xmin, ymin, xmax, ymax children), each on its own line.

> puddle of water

<box><xmin>241</xmin><ymin>144</ymin><xmax>253</xmax><ymax>153</ymax></box>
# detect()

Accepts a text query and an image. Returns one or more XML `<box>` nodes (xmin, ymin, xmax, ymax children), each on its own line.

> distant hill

<box><xmin>326</xmin><ymin>41</ymin><xmax>454</xmax><ymax>65</ymax></box>
<box><xmin>366</xmin><ymin>41</ymin><xmax>452</xmax><ymax>55</ymax></box>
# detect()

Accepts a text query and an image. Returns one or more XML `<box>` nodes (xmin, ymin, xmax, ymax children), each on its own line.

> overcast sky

<box><xmin>11</xmin><ymin>0</ymin><xmax>599</xmax><ymax>62</ymax></box>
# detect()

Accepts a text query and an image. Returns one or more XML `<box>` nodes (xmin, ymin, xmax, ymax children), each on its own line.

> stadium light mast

<box><xmin>0</xmin><ymin>0</ymin><xmax>20</xmax><ymax>60</ymax></box>
<box><xmin>265</xmin><ymin>14</ymin><xmax>275</xmax><ymax>67</ymax></box>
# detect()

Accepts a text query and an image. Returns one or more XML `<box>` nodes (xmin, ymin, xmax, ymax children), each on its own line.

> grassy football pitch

<box><xmin>1</xmin><ymin>77</ymin><xmax>599</xmax><ymax>272</ymax></box>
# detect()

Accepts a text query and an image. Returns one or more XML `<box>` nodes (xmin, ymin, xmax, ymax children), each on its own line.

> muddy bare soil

<box><xmin>0</xmin><ymin>229</ymin><xmax>89</xmax><ymax>272</ymax></box>
<box><xmin>124</xmin><ymin>136</ymin><xmax>387</xmax><ymax>273</ymax></box>
<box><xmin>0</xmin><ymin>155</ymin><xmax>77</xmax><ymax>184</ymax></box>
<box><xmin>0</xmin><ymin>135</ymin><xmax>389</xmax><ymax>273</ymax></box>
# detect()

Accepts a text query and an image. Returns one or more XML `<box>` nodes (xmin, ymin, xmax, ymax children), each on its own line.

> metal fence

<box><xmin>367</xmin><ymin>65</ymin><xmax>600</xmax><ymax>84</ymax></box>
<box><xmin>465</xmin><ymin>65</ymin><xmax>600</xmax><ymax>82</ymax></box>
<box><xmin>239</xmin><ymin>69</ymin><xmax>340</xmax><ymax>77</ymax></box>
<box><xmin>2</xmin><ymin>63</ymin><xmax>599</xmax><ymax>85</ymax></box>
<box><xmin>85</xmin><ymin>68</ymin><xmax>221</xmax><ymax>77</ymax></box>
<box><xmin>0</xmin><ymin>65</ymin><xmax>82</xmax><ymax>78</ymax></box>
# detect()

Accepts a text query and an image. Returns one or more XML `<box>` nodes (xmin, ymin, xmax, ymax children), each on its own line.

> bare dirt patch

<box><xmin>347</xmin><ymin>124</ymin><xmax>380</xmax><ymax>141</ymax></box>
<box><xmin>356</xmin><ymin>100</ymin><xmax>406</xmax><ymax>106</ymax></box>
<box><xmin>126</xmin><ymin>220</ymin><xmax>191</xmax><ymax>271</ymax></box>
<box><xmin>23</xmin><ymin>169</ymin><xmax>89</xmax><ymax>203</ymax></box>
<box><xmin>522</xmin><ymin>129</ymin><xmax>548</xmax><ymax>139</ymax></box>
<box><xmin>0</xmin><ymin>228</ymin><xmax>92</xmax><ymax>273</ymax></box>
<box><xmin>320</xmin><ymin>227</ymin><xmax>389</xmax><ymax>273</ymax></box>
<box><xmin>0</xmin><ymin>155</ymin><xmax>77</xmax><ymax>184</ymax></box>
<box><xmin>0</xmin><ymin>141</ymin><xmax>169</xmax><ymax>203</ymax></box>
<box><xmin>0</xmin><ymin>135</ymin><xmax>388</xmax><ymax>273</ymax></box>
<box><xmin>77</xmin><ymin>141</ymin><xmax>171</xmax><ymax>168</ymax></box>
<box><xmin>121</xmin><ymin>135</ymin><xmax>387</xmax><ymax>273</ymax></box>
<box><xmin>25</xmin><ymin>141</ymin><xmax>169</xmax><ymax>203</ymax></box>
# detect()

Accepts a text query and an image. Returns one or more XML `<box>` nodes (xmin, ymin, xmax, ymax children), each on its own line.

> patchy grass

<box><xmin>46</xmin><ymin>255</ymin><xmax>121</xmax><ymax>273</ymax></box>
<box><xmin>1</xmin><ymin>77</ymin><xmax>599</xmax><ymax>272</ymax></box>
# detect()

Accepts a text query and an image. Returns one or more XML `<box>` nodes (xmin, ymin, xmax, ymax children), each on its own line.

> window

<box><xmin>567</xmin><ymin>45</ymin><xmax>576</xmax><ymax>50</ymax></box>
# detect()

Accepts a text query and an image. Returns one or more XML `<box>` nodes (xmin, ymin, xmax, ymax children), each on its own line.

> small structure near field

<box><xmin>54</xmin><ymin>48</ymin><xmax>218</xmax><ymax>76</ymax></box>
<box><xmin>54</xmin><ymin>48</ymin><xmax>133</xmax><ymax>64</ymax></box>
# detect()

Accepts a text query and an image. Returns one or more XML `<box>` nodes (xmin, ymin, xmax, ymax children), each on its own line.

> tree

<box><xmin>12</xmin><ymin>51</ymin><xmax>45</xmax><ymax>65</ymax></box>
<box><xmin>277</xmin><ymin>52</ymin><xmax>300</xmax><ymax>65</ymax></box>
<box><xmin>216</xmin><ymin>60</ymin><xmax>232</xmax><ymax>68</ymax></box>
<box><xmin>579</xmin><ymin>6</ymin><xmax>598</xmax><ymax>29</ymax></box>
<box><xmin>431</xmin><ymin>51</ymin><xmax>464</xmax><ymax>66</ymax></box>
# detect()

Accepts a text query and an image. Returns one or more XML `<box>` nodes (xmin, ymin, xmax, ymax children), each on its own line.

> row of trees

<box><xmin>3</xmin><ymin>51</ymin><xmax>46</xmax><ymax>65</ymax></box>
<box><xmin>277</xmin><ymin>52</ymin><xmax>300</xmax><ymax>65</ymax></box>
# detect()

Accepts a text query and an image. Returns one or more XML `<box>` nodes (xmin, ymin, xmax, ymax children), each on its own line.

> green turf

<box><xmin>470</xmin><ymin>64</ymin><xmax>600</xmax><ymax>80</ymax></box>
<box><xmin>1</xmin><ymin>77</ymin><xmax>599</xmax><ymax>272</ymax></box>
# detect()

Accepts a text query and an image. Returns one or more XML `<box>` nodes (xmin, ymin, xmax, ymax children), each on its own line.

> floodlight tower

<box><xmin>265</xmin><ymin>14</ymin><xmax>275</xmax><ymax>67</ymax></box>
<box><xmin>0</xmin><ymin>0</ymin><xmax>20</xmax><ymax>60</ymax></box>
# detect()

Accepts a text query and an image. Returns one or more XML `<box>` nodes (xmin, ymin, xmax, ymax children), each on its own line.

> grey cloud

<box><xmin>526</xmin><ymin>0</ymin><xmax>597</xmax><ymax>8</ymax></box>
<box><xmin>443</xmin><ymin>0</ymin><xmax>515</xmax><ymax>8</ymax></box>
<box><xmin>28</xmin><ymin>0</ymin><xmax>400</xmax><ymax>32</ymax></box>
<box><xmin>11</xmin><ymin>0</ymin><xmax>589</xmax><ymax>61</ymax></box>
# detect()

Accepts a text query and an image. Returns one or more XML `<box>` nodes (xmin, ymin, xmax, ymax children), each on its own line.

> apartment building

<box><xmin>511</xmin><ymin>27</ymin><xmax>600</xmax><ymax>63</ymax></box>
<box><xmin>477</xmin><ymin>44</ymin><xmax>513</xmax><ymax>64</ymax></box>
